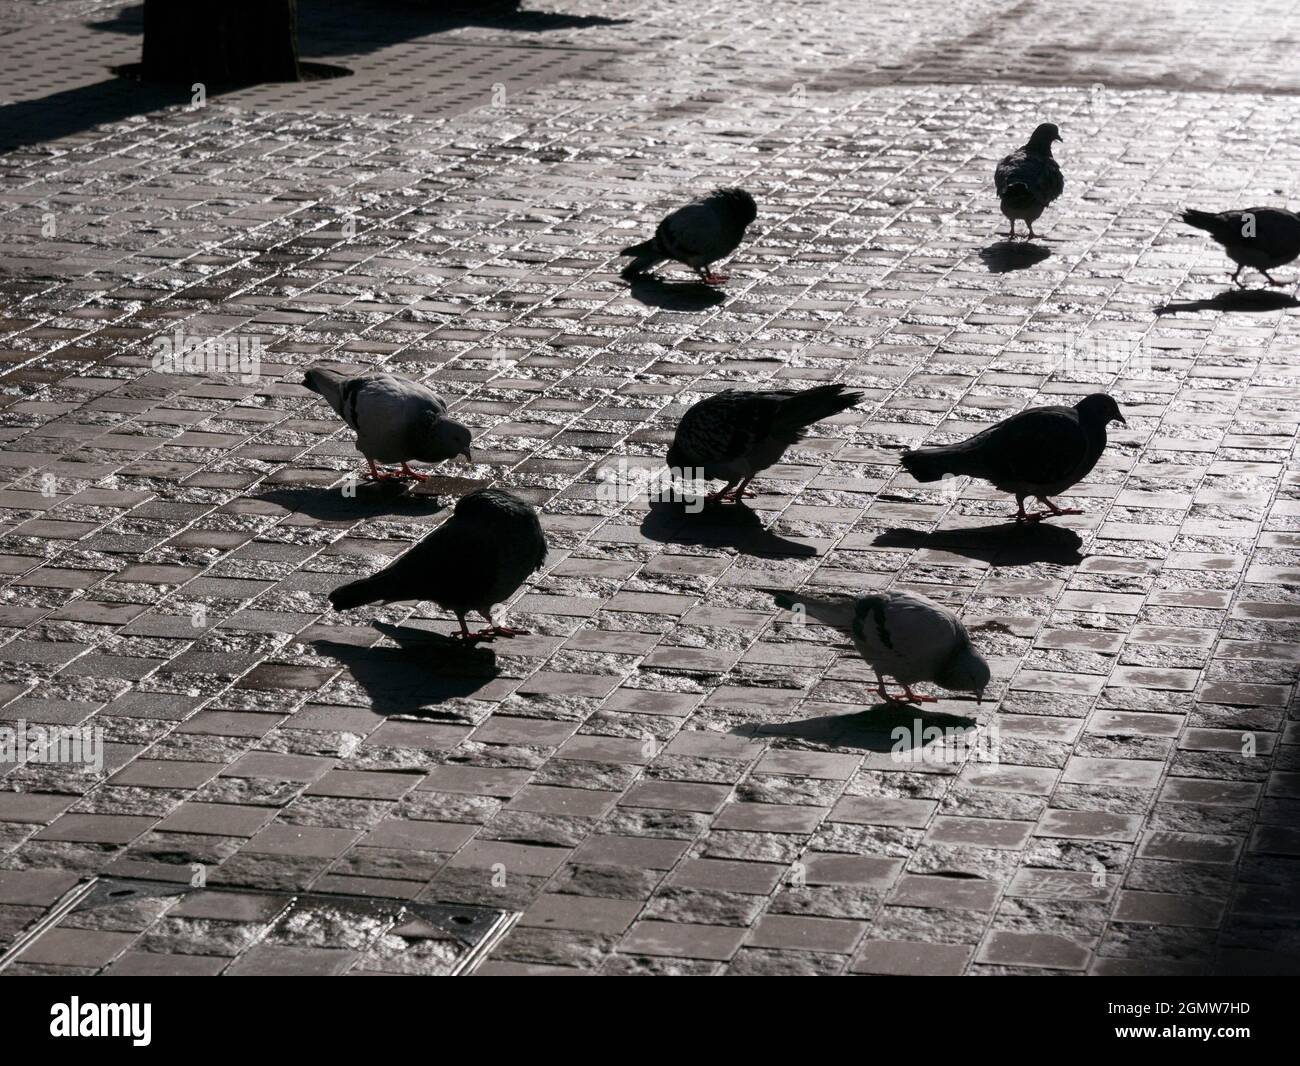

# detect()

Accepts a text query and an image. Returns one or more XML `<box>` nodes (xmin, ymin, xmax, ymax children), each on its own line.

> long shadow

<box><xmin>254</xmin><ymin>483</ymin><xmax>446</xmax><ymax>521</ymax></box>
<box><xmin>3</xmin><ymin>1</ymin><xmax>627</xmax><ymax>151</ymax></box>
<box><xmin>0</xmin><ymin>78</ymin><xmax>193</xmax><ymax>151</ymax></box>
<box><xmin>872</xmin><ymin>521</ymin><xmax>1084</xmax><ymax>566</ymax></box>
<box><xmin>1155</xmin><ymin>289</ymin><xmax>1300</xmax><ymax>315</ymax></box>
<box><xmin>641</xmin><ymin>500</ymin><xmax>817</xmax><ymax>558</ymax></box>
<box><xmin>979</xmin><ymin>240</ymin><xmax>1051</xmax><ymax>273</ymax></box>
<box><xmin>625</xmin><ymin>275</ymin><xmax>727</xmax><ymax>310</ymax></box>
<box><xmin>312</xmin><ymin>623</ymin><xmax>498</xmax><ymax>718</ymax></box>
<box><xmin>736</xmin><ymin>704</ymin><xmax>978</xmax><ymax>753</ymax></box>
<box><xmin>91</xmin><ymin>2</ymin><xmax>629</xmax><ymax>55</ymax></box>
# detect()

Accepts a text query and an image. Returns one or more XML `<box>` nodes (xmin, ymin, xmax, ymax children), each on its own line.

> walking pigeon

<box><xmin>995</xmin><ymin>123</ymin><xmax>1064</xmax><ymax>240</ymax></box>
<box><xmin>303</xmin><ymin>366</ymin><xmax>472</xmax><ymax>482</ymax></box>
<box><xmin>620</xmin><ymin>187</ymin><xmax>757</xmax><ymax>285</ymax></box>
<box><xmin>1179</xmin><ymin>206</ymin><xmax>1300</xmax><ymax>287</ymax></box>
<box><xmin>328</xmin><ymin>488</ymin><xmax>546</xmax><ymax>643</ymax></box>
<box><xmin>900</xmin><ymin>393</ymin><xmax>1125</xmax><ymax>523</ymax></box>
<box><xmin>766</xmin><ymin>588</ymin><xmax>990</xmax><ymax>704</ymax></box>
<box><xmin>666</xmin><ymin>384</ymin><xmax>863</xmax><ymax>503</ymax></box>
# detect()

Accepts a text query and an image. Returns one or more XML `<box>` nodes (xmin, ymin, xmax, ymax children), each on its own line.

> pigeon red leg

<box><xmin>365</xmin><ymin>458</ymin><xmax>403</xmax><ymax>481</ymax></box>
<box><xmin>1262</xmin><ymin>270</ymin><xmax>1286</xmax><ymax>287</ymax></box>
<box><xmin>452</xmin><ymin>614</ymin><xmax>494</xmax><ymax>644</ymax></box>
<box><xmin>698</xmin><ymin>267</ymin><xmax>729</xmax><ymax>285</ymax></box>
<box><xmin>728</xmin><ymin>476</ymin><xmax>758</xmax><ymax>500</ymax></box>
<box><xmin>1035</xmin><ymin>496</ymin><xmax>1083</xmax><ymax>520</ymax></box>
<box><xmin>1009</xmin><ymin>496</ymin><xmax>1044</xmax><ymax>523</ymax></box>
<box><xmin>1025</xmin><ymin>221</ymin><xmax>1038</xmax><ymax>240</ymax></box>
<box><xmin>705</xmin><ymin>480</ymin><xmax>741</xmax><ymax>503</ymax></box>
<box><xmin>398</xmin><ymin>463</ymin><xmax>429</xmax><ymax>481</ymax></box>
<box><xmin>1230</xmin><ymin>265</ymin><xmax>1245</xmax><ymax>288</ymax></box>
<box><xmin>901</xmin><ymin>684</ymin><xmax>939</xmax><ymax>704</ymax></box>
<box><xmin>472</xmin><ymin>610</ymin><xmax>529</xmax><ymax>639</ymax></box>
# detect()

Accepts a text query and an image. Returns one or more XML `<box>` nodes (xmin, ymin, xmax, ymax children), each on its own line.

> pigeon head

<box><xmin>713</xmin><ymin>187</ymin><xmax>758</xmax><ymax>227</ymax></box>
<box><xmin>418</xmin><ymin>415</ymin><xmax>473</xmax><ymax>463</ymax></box>
<box><xmin>1027</xmin><ymin>123</ymin><xmax>1062</xmax><ymax>153</ymax></box>
<box><xmin>1076</xmin><ymin>392</ymin><xmax>1126</xmax><ymax>427</ymax></box>
<box><xmin>936</xmin><ymin>643</ymin><xmax>992</xmax><ymax>704</ymax></box>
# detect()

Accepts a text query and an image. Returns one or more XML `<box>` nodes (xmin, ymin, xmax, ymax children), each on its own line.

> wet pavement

<box><xmin>0</xmin><ymin>0</ymin><xmax>1297</xmax><ymax>975</ymax></box>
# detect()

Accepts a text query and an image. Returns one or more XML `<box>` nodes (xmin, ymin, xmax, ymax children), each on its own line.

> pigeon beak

<box><xmin>976</xmin><ymin>689</ymin><xmax>984</xmax><ymax>706</ymax></box>
<box><xmin>1055</xmin><ymin>134</ymin><xmax>1064</xmax><ymax>142</ymax></box>
<box><xmin>459</xmin><ymin>449</ymin><xmax>473</xmax><ymax>462</ymax></box>
<box><xmin>1115</xmin><ymin>413</ymin><xmax>1127</xmax><ymax>426</ymax></box>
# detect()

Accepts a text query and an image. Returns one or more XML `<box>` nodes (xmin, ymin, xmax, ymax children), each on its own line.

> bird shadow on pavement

<box><xmin>641</xmin><ymin>500</ymin><xmax>817</xmax><ymax>558</ymax></box>
<box><xmin>312</xmin><ymin>623</ymin><xmax>498</xmax><ymax>718</ymax></box>
<box><xmin>872</xmin><ymin>521</ymin><xmax>1083</xmax><ymax>566</ymax></box>
<box><xmin>624</xmin><ymin>275</ymin><xmax>727</xmax><ymax>310</ymax></box>
<box><xmin>979</xmin><ymin>241</ymin><xmax>1051</xmax><ymax>273</ymax></box>
<box><xmin>736</xmin><ymin>704</ymin><xmax>978</xmax><ymax>753</ymax></box>
<box><xmin>254</xmin><ymin>482</ymin><xmax>446</xmax><ymax>522</ymax></box>
<box><xmin>1154</xmin><ymin>289</ymin><xmax>1300</xmax><ymax>315</ymax></box>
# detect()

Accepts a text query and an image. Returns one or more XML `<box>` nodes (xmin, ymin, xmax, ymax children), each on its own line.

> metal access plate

<box><xmin>0</xmin><ymin>876</ymin><xmax>519</xmax><ymax>976</ymax></box>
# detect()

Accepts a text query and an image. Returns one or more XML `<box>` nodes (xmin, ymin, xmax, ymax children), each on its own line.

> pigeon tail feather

<box><xmin>774</xmin><ymin>384</ymin><xmax>863</xmax><ymax>437</ymax></box>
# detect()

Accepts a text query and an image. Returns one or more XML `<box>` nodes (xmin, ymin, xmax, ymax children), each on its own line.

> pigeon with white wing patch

<box><xmin>766</xmin><ymin>588</ymin><xmax>989</xmax><ymax>705</ymax></box>
<box><xmin>304</xmin><ymin>366</ymin><xmax>472</xmax><ymax>482</ymax></box>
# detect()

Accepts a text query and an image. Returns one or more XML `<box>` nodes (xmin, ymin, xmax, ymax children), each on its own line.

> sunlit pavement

<box><xmin>0</xmin><ymin>0</ymin><xmax>1297</xmax><ymax>975</ymax></box>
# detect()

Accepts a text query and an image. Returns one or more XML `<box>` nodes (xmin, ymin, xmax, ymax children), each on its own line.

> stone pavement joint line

<box><xmin>0</xmin><ymin>0</ymin><xmax>1296</xmax><ymax>976</ymax></box>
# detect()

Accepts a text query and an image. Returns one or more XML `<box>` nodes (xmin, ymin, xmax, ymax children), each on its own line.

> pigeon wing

<box><xmin>669</xmin><ymin>390</ymin><xmax>782</xmax><ymax>468</ymax></box>
<box><xmin>351</xmin><ymin>374</ymin><xmax>447</xmax><ymax>459</ymax></box>
<box><xmin>949</xmin><ymin>406</ymin><xmax>1090</xmax><ymax>489</ymax></box>
<box><xmin>656</xmin><ymin>200</ymin><xmax>730</xmax><ymax>264</ymax></box>
<box><xmin>851</xmin><ymin>592</ymin><xmax>963</xmax><ymax>681</ymax></box>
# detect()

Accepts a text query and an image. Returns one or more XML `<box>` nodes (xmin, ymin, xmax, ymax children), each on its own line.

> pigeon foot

<box><xmin>700</xmin><ymin>271</ymin><xmax>729</xmax><ymax>285</ymax></box>
<box><xmin>475</xmin><ymin>626</ymin><xmax>529</xmax><ymax>639</ymax></box>
<box><xmin>398</xmin><ymin>463</ymin><xmax>429</xmax><ymax>481</ymax></box>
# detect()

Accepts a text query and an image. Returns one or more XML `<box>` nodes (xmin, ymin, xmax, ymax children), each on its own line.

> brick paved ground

<box><xmin>0</xmin><ymin>0</ymin><xmax>1298</xmax><ymax>975</ymax></box>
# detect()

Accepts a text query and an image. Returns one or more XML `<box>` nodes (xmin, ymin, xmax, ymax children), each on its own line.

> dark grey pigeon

<box><xmin>620</xmin><ymin>187</ymin><xmax>757</xmax><ymax>285</ymax></box>
<box><xmin>1180</xmin><ymin>206</ymin><xmax>1300</xmax><ymax>287</ymax></box>
<box><xmin>765</xmin><ymin>588</ymin><xmax>989</xmax><ymax>705</ymax></box>
<box><xmin>994</xmin><ymin>123</ymin><xmax>1064</xmax><ymax>240</ymax></box>
<box><xmin>329</xmin><ymin>488</ymin><xmax>546</xmax><ymax>643</ymax></box>
<box><xmin>304</xmin><ymin>366</ymin><xmax>472</xmax><ymax>482</ymax></box>
<box><xmin>901</xmin><ymin>393</ymin><xmax>1125</xmax><ymax>523</ymax></box>
<box><xmin>667</xmin><ymin>384</ymin><xmax>863</xmax><ymax>503</ymax></box>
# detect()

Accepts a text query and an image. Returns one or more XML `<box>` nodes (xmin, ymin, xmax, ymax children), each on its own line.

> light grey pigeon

<box><xmin>666</xmin><ymin>384</ymin><xmax>863</xmax><ymax>503</ymax></box>
<box><xmin>621</xmin><ymin>187</ymin><xmax>757</xmax><ymax>284</ymax></box>
<box><xmin>1180</xmin><ymin>207</ymin><xmax>1300</xmax><ymax>287</ymax></box>
<box><xmin>766</xmin><ymin>588</ymin><xmax>990</xmax><ymax>704</ymax></box>
<box><xmin>994</xmin><ymin>123</ymin><xmax>1064</xmax><ymax>240</ymax></box>
<box><xmin>329</xmin><ymin>488</ymin><xmax>546</xmax><ymax>642</ymax></box>
<box><xmin>901</xmin><ymin>393</ymin><xmax>1125</xmax><ymax>523</ymax></box>
<box><xmin>303</xmin><ymin>366</ymin><xmax>472</xmax><ymax>482</ymax></box>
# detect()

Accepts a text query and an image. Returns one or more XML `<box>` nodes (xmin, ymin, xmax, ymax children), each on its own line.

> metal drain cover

<box><xmin>0</xmin><ymin>876</ymin><xmax>518</xmax><ymax>976</ymax></box>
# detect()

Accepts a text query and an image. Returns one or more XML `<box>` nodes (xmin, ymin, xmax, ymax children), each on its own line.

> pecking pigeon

<box><xmin>901</xmin><ymin>393</ymin><xmax>1125</xmax><ymax>523</ymax></box>
<box><xmin>304</xmin><ymin>366</ymin><xmax>472</xmax><ymax>482</ymax></box>
<box><xmin>329</xmin><ymin>488</ymin><xmax>547</xmax><ymax>642</ymax></box>
<box><xmin>995</xmin><ymin>123</ymin><xmax>1063</xmax><ymax>240</ymax></box>
<box><xmin>1179</xmin><ymin>206</ymin><xmax>1300</xmax><ymax>287</ymax></box>
<box><xmin>666</xmin><ymin>384</ymin><xmax>863</xmax><ymax>503</ymax></box>
<box><xmin>620</xmin><ymin>187</ymin><xmax>757</xmax><ymax>285</ymax></box>
<box><xmin>766</xmin><ymin>587</ymin><xmax>990</xmax><ymax>704</ymax></box>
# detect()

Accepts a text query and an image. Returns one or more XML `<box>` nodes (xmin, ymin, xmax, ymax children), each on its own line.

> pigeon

<box><xmin>994</xmin><ymin>122</ymin><xmax>1064</xmax><ymax>240</ymax></box>
<box><xmin>620</xmin><ymin>187</ymin><xmax>757</xmax><ymax>285</ymax></box>
<box><xmin>766</xmin><ymin>588</ymin><xmax>990</xmax><ymax>704</ymax></box>
<box><xmin>328</xmin><ymin>488</ymin><xmax>546</xmax><ymax>642</ymax></box>
<box><xmin>900</xmin><ymin>393</ymin><xmax>1125</xmax><ymax>523</ymax></box>
<box><xmin>1179</xmin><ymin>206</ymin><xmax>1300</xmax><ymax>287</ymax></box>
<box><xmin>666</xmin><ymin>384</ymin><xmax>863</xmax><ymax>503</ymax></box>
<box><xmin>303</xmin><ymin>366</ymin><xmax>472</xmax><ymax>482</ymax></box>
